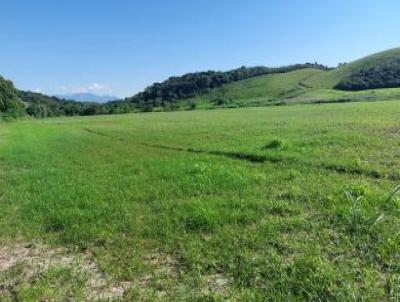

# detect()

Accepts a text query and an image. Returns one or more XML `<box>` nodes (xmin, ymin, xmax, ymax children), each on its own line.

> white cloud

<box><xmin>34</xmin><ymin>88</ymin><xmax>42</xmax><ymax>93</ymax></box>
<box><xmin>87</xmin><ymin>83</ymin><xmax>104</xmax><ymax>91</ymax></box>
<box><xmin>57</xmin><ymin>85</ymin><xmax>68</xmax><ymax>91</ymax></box>
<box><xmin>53</xmin><ymin>83</ymin><xmax>112</xmax><ymax>95</ymax></box>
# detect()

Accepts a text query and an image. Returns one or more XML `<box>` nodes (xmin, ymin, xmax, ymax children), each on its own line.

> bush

<box><xmin>142</xmin><ymin>105</ymin><xmax>154</xmax><ymax>112</ymax></box>
<box><xmin>213</xmin><ymin>96</ymin><xmax>232</xmax><ymax>106</ymax></box>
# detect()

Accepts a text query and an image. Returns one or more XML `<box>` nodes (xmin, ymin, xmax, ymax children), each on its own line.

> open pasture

<box><xmin>1</xmin><ymin>101</ymin><xmax>400</xmax><ymax>301</ymax></box>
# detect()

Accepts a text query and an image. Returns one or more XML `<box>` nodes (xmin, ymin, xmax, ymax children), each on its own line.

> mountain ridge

<box><xmin>57</xmin><ymin>93</ymin><xmax>118</xmax><ymax>103</ymax></box>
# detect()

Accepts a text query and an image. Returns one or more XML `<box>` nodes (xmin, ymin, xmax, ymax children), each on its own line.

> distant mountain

<box><xmin>57</xmin><ymin>93</ymin><xmax>118</xmax><ymax>103</ymax></box>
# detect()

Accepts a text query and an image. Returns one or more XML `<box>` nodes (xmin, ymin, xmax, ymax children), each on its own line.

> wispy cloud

<box><xmin>87</xmin><ymin>83</ymin><xmax>104</xmax><ymax>91</ymax></box>
<box><xmin>53</xmin><ymin>83</ymin><xmax>113</xmax><ymax>95</ymax></box>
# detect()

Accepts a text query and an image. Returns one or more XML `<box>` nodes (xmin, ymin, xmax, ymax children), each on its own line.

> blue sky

<box><xmin>1</xmin><ymin>0</ymin><xmax>399</xmax><ymax>97</ymax></box>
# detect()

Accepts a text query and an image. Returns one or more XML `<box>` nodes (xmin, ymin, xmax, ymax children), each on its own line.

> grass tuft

<box><xmin>263</xmin><ymin>138</ymin><xmax>287</xmax><ymax>150</ymax></box>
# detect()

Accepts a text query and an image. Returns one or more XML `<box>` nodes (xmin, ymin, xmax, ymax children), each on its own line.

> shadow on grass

<box><xmin>143</xmin><ymin>143</ymin><xmax>280</xmax><ymax>163</ymax></box>
<box><xmin>83</xmin><ymin>127</ymin><xmax>400</xmax><ymax>180</ymax></box>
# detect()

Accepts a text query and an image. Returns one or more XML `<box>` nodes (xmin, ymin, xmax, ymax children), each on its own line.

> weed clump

<box><xmin>263</xmin><ymin>138</ymin><xmax>287</xmax><ymax>150</ymax></box>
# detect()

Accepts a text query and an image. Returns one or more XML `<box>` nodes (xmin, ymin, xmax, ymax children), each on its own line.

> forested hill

<box><xmin>17</xmin><ymin>90</ymin><xmax>105</xmax><ymax>118</ymax></box>
<box><xmin>121</xmin><ymin>63</ymin><xmax>329</xmax><ymax>110</ymax></box>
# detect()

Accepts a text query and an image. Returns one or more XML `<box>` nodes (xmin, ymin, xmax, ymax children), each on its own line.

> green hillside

<box><xmin>186</xmin><ymin>48</ymin><xmax>400</xmax><ymax>108</ymax></box>
<box><xmin>122</xmin><ymin>64</ymin><xmax>328</xmax><ymax>111</ymax></box>
<box><xmin>304</xmin><ymin>47</ymin><xmax>400</xmax><ymax>89</ymax></box>
<box><xmin>186</xmin><ymin>68</ymin><xmax>325</xmax><ymax>107</ymax></box>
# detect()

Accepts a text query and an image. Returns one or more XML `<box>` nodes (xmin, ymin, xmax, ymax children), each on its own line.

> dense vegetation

<box><xmin>0</xmin><ymin>75</ymin><xmax>24</xmax><ymax>117</ymax></box>
<box><xmin>335</xmin><ymin>56</ymin><xmax>400</xmax><ymax>90</ymax></box>
<box><xmin>19</xmin><ymin>90</ymin><xmax>81</xmax><ymax>117</ymax></box>
<box><xmin>17</xmin><ymin>90</ymin><xmax>116</xmax><ymax>118</ymax></box>
<box><xmin>1</xmin><ymin>101</ymin><xmax>400</xmax><ymax>300</ymax></box>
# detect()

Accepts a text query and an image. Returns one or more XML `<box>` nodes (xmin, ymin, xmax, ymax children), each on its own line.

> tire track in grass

<box><xmin>83</xmin><ymin>127</ymin><xmax>280</xmax><ymax>164</ymax></box>
<box><xmin>83</xmin><ymin>127</ymin><xmax>112</xmax><ymax>138</ymax></box>
<box><xmin>142</xmin><ymin>143</ymin><xmax>280</xmax><ymax>163</ymax></box>
<box><xmin>82</xmin><ymin>127</ymin><xmax>400</xmax><ymax>180</ymax></box>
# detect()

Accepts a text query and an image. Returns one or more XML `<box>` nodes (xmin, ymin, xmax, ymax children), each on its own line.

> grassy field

<box><xmin>1</xmin><ymin>101</ymin><xmax>400</xmax><ymax>301</ymax></box>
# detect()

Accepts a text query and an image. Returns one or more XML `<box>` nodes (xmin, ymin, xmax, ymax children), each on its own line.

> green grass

<box><xmin>289</xmin><ymin>86</ymin><xmax>400</xmax><ymax>104</ymax></box>
<box><xmin>1</xmin><ymin>101</ymin><xmax>400</xmax><ymax>300</ymax></box>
